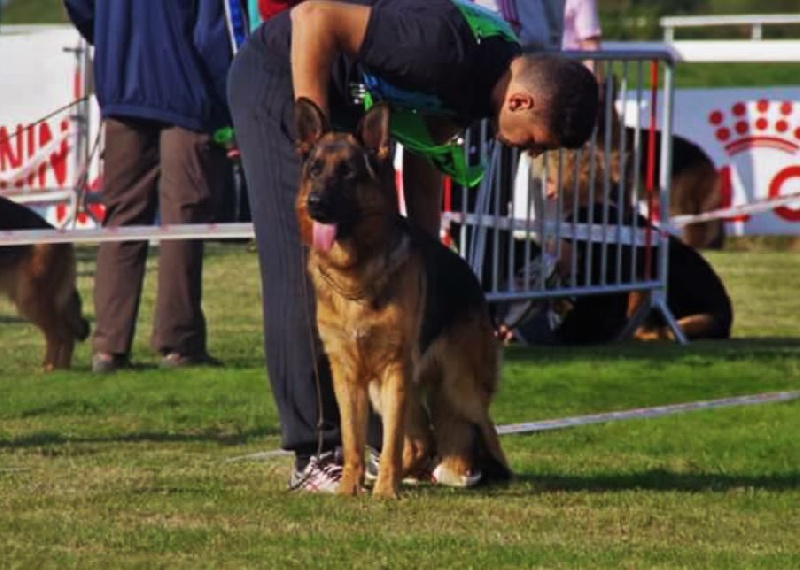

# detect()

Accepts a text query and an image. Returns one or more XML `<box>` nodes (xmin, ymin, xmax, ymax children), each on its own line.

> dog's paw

<box><xmin>371</xmin><ymin>482</ymin><xmax>400</xmax><ymax>500</ymax></box>
<box><xmin>338</xmin><ymin>469</ymin><xmax>364</xmax><ymax>496</ymax></box>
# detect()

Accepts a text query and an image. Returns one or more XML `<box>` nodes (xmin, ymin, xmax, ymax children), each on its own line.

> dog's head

<box><xmin>294</xmin><ymin>98</ymin><xmax>398</xmax><ymax>255</ymax></box>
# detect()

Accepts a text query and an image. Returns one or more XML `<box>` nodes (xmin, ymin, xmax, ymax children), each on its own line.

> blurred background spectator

<box><xmin>63</xmin><ymin>0</ymin><xmax>234</xmax><ymax>373</ymax></box>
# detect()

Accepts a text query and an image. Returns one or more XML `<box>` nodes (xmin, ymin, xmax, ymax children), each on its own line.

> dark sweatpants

<box><xmin>227</xmin><ymin>39</ymin><xmax>342</xmax><ymax>458</ymax></box>
<box><xmin>93</xmin><ymin>117</ymin><xmax>228</xmax><ymax>358</ymax></box>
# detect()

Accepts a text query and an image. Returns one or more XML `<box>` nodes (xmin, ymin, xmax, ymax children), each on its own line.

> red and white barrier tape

<box><xmin>0</xmin><ymin>222</ymin><xmax>255</xmax><ymax>247</ymax></box>
<box><xmin>224</xmin><ymin>391</ymin><xmax>799</xmax><ymax>463</ymax></box>
<box><xmin>671</xmin><ymin>192</ymin><xmax>800</xmax><ymax>226</ymax></box>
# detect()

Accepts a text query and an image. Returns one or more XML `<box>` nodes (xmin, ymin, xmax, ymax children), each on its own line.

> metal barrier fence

<box><xmin>443</xmin><ymin>48</ymin><xmax>686</xmax><ymax>343</ymax></box>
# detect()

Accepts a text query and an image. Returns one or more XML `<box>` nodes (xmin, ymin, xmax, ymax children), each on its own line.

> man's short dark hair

<box><xmin>523</xmin><ymin>55</ymin><xmax>600</xmax><ymax>149</ymax></box>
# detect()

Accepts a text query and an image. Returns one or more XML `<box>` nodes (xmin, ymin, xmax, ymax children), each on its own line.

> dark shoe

<box><xmin>91</xmin><ymin>353</ymin><xmax>131</xmax><ymax>374</ymax></box>
<box><xmin>159</xmin><ymin>352</ymin><xmax>223</xmax><ymax>370</ymax></box>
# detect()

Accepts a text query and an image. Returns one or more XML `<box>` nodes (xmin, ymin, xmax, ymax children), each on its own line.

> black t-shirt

<box><xmin>252</xmin><ymin>0</ymin><xmax>520</xmax><ymax>128</ymax></box>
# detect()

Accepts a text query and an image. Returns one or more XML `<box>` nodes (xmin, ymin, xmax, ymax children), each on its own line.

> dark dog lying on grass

<box><xmin>0</xmin><ymin>196</ymin><xmax>90</xmax><ymax>369</ymax></box>
<box><xmin>294</xmin><ymin>98</ymin><xmax>511</xmax><ymax>498</ymax></box>
<box><xmin>508</xmin><ymin>144</ymin><xmax>732</xmax><ymax>345</ymax></box>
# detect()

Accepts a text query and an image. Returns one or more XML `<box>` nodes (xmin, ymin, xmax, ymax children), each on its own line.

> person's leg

<box><xmin>402</xmin><ymin>151</ymin><xmax>443</xmax><ymax>238</ymax></box>
<box><xmin>151</xmin><ymin>126</ymin><xmax>227</xmax><ymax>359</ymax></box>
<box><xmin>227</xmin><ymin>42</ymin><xmax>341</xmax><ymax>465</ymax></box>
<box><xmin>92</xmin><ymin>117</ymin><xmax>159</xmax><ymax>367</ymax></box>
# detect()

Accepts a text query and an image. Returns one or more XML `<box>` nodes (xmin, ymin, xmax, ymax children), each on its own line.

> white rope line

<box><xmin>0</xmin><ymin>222</ymin><xmax>256</xmax><ymax>246</ymax></box>
<box><xmin>496</xmin><ymin>391</ymin><xmax>799</xmax><ymax>435</ymax></box>
<box><xmin>671</xmin><ymin>192</ymin><xmax>800</xmax><ymax>226</ymax></box>
<box><xmin>4</xmin><ymin>190</ymin><xmax>76</xmax><ymax>205</ymax></box>
<box><xmin>222</xmin><ymin>391</ymin><xmax>799</xmax><ymax>463</ymax></box>
<box><xmin>0</xmin><ymin>216</ymin><xmax>665</xmax><ymax>248</ymax></box>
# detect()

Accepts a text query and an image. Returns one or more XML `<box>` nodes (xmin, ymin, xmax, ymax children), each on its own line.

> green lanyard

<box><xmin>364</xmin><ymin>0</ymin><xmax>519</xmax><ymax>187</ymax></box>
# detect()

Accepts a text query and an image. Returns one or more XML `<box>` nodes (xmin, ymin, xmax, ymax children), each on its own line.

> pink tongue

<box><xmin>312</xmin><ymin>221</ymin><xmax>337</xmax><ymax>253</ymax></box>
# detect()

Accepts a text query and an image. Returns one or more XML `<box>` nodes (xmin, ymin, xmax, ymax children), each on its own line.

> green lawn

<box><xmin>0</xmin><ymin>0</ymin><xmax>66</xmax><ymax>24</ymax></box>
<box><xmin>0</xmin><ymin>244</ymin><xmax>798</xmax><ymax>568</ymax></box>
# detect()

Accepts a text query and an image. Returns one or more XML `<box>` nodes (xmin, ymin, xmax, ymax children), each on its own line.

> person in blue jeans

<box><xmin>227</xmin><ymin>0</ymin><xmax>599</xmax><ymax>491</ymax></box>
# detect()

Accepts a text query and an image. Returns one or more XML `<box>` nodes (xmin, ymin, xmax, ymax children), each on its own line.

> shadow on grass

<box><xmin>0</xmin><ymin>427</ymin><xmax>280</xmax><ymax>450</ymax></box>
<box><xmin>504</xmin><ymin>338</ymin><xmax>800</xmax><ymax>365</ymax></box>
<box><xmin>509</xmin><ymin>469</ymin><xmax>800</xmax><ymax>493</ymax></box>
<box><xmin>0</xmin><ymin>315</ymin><xmax>26</xmax><ymax>324</ymax></box>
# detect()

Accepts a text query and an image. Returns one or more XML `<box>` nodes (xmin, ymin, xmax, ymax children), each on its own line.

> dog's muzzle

<box><xmin>306</xmin><ymin>191</ymin><xmax>333</xmax><ymax>222</ymax></box>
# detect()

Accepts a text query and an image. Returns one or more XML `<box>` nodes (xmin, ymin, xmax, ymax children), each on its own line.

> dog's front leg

<box><xmin>330</xmin><ymin>358</ymin><xmax>368</xmax><ymax>496</ymax></box>
<box><xmin>373</xmin><ymin>360</ymin><xmax>408</xmax><ymax>499</ymax></box>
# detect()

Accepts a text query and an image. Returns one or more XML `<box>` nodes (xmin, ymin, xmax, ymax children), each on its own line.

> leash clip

<box><xmin>349</xmin><ymin>82</ymin><xmax>368</xmax><ymax>105</ymax></box>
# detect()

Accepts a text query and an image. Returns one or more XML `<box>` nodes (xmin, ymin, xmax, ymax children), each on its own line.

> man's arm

<box><xmin>63</xmin><ymin>0</ymin><xmax>95</xmax><ymax>44</ymax></box>
<box><xmin>290</xmin><ymin>1</ymin><xmax>370</xmax><ymax>114</ymax></box>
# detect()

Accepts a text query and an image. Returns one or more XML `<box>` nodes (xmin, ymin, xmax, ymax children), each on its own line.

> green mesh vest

<box><xmin>362</xmin><ymin>0</ymin><xmax>519</xmax><ymax>187</ymax></box>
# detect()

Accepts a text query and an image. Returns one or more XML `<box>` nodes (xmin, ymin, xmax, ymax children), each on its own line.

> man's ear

<box><xmin>357</xmin><ymin>102</ymin><xmax>391</xmax><ymax>160</ymax></box>
<box><xmin>294</xmin><ymin>97</ymin><xmax>330</xmax><ymax>157</ymax></box>
<box><xmin>508</xmin><ymin>92</ymin><xmax>535</xmax><ymax>112</ymax></box>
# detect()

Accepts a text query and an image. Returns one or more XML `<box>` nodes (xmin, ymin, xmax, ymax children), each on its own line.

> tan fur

<box><xmin>0</xmin><ymin>199</ymin><xmax>89</xmax><ymax>370</ymax></box>
<box><xmin>596</xmin><ymin>86</ymin><xmax>725</xmax><ymax>249</ymax></box>
<box><xmin>295</xmin><ymin>100</ymin><xmax>509</xmax><ymax>498</ymax></box>
<box><xmin>670</xmin><ymin>161</ymin><xmax>725</xmax><ymax>250</ymax></box>
<box><xmin>0</xmin><ymin>242</ymin><xmax>88</xmax><ymax>370</ymax></box>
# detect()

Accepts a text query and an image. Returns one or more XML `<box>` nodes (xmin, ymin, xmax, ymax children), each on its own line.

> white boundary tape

<box><xmin>496</xmin><ymin>391</ymin><xmax>799</xmax><ymax>435</ymax></box>
<box><xmin>0</xmin><ymin>222</ymin><xmax>256</xmax><ymax>246</ymax></box>
<box><xmin>0</xmin><ymin>216</ymin><xmax>665</xmax><ymax>248</ymax></box>
<box><xmin>671</xmin><ymin>191</ymin><xmax>800</xmax><ymax>226</ymax></box>
<box><xmin>224</xmin><ymin>391</ymin><xmax>799</xmax><ymax>463</ymax></box>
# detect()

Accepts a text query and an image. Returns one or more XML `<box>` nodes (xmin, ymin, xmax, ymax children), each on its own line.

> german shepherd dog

<box><xmin>294</xmin><ymin>99</ymin><xmax>511</xmax><ymax>498</ymax></box>
<box><xmin>0</xmin><ymin>196</ymin><xmax>90</xmax><ymax>369</ymax></box>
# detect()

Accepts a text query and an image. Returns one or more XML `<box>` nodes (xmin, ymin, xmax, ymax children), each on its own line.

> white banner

<box><xmin>622</xmin><ymin>87</ymin><xmax>800</xmax><ymax>236</ymax></box>
<box><xmin>0</xmin><ymin>25</ymin><xmax>103</xmax><ymax>228</ymax></box>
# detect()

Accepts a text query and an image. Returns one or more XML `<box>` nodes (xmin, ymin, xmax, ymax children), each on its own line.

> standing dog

<box><xmin>0</xmin><ymin>197</ymin><xmax>90</xmax><ymax>369</ymax></box>
<box><xmin>294</xmin><ymin>99</ymin><xmax>511</xmax><ymax>499</ymax></box>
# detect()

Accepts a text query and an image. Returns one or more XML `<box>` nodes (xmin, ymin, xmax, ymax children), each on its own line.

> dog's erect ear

<box><xmin>357</xmin><ymin>103</ymin><xmax>391</xmax><ymax>161</ymax></box>
<box><xmin>294</xmin><ymin>97</ymin><xmax>331</xmax><ymax>157</ymax></box>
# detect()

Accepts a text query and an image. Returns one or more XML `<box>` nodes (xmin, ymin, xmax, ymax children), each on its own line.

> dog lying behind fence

<box><xmin>0</xmin><ymin>196</ymin><xmax>90</xmax><ymax>369</ymax></box>
<box><xmin>294</xmin><ymin>98</ymin><xmax>511</xmax><ymax>498</ymax></box>
<box><xmin>512</xmin><ymin>145</ymin><xmax>732</xmax><ymax>345</ymax></box>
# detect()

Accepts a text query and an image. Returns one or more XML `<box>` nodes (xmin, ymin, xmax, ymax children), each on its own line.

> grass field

<box><xmin>0</xmin><ymin>244</ymin><xmax>798</xmax><ymax>568</ymax></box>
<box><xmin>2</xmin><ymin>2</ymin><xmax>799</xmax><ymax>567</ymax></box>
